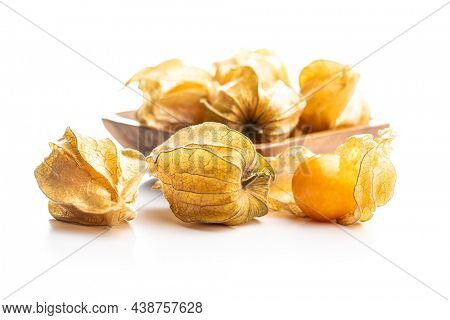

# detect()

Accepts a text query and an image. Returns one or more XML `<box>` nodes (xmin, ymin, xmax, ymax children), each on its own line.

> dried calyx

<box><xmin>266</xmin><ymin>146</ymin><xmax>315</xmax><ymax>216</ymax></box>
<box><xmin>34</xmin><ymin>128</ymin><xmax>147</xmax><ymax>226</ymax></box>
<box><xmin>214</xmin><ymin>49</ymin><xmax>290</xmax><ymax>89</ymax></box>
<box><xmin>147</xmin><ymin>122</ymin><xmax>275</xmax><ymax>225</ymax></box>
<box><xmin>203</xmin><ymin>66</ymin><xmax>305</xmax><ymax>143</ymax></box>
<box><xmin>298</xmin><ymin>59</ymin><xmax>370</xmax><ymax>132</ymax></box>
<box><xmin>127</xmin><ymin>59</ymin><xmax>216</xmax><ymax>132</ymax></box>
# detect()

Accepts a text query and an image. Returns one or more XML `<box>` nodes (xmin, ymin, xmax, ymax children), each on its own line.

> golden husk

<box><xmin>128</xmin><ymin>59</ymin><xmax>216</xmax><ymax>132</ymax></box>
<box><xmin>267</xmin><ymin>146</ymin><xmax>314</xmax><ymax>216</ymax></box>
<box><xmin>34</xmin><ymin>128</ymin><xmax>147</xmax><ymax>226</ymax></box>
<box><xmin>147</xmin><ymin>122</ymin><xmax>275</xmax><ymax>225</ymax></box>
<box><xmin>203</xmin><ymin>66</ymin><xmax>305</xmax><ymax>143</ymax></box>
<box><xmin>214</xmin><ymin>49</ymin><xmax>290</xmax><ymax>89</ymax></box>
<box><xmin>336</xmin><ymin>128</ymin><xmax>396</xmax><ymax>225</ymax></box>
<box><xmin>298</xmin><ymin>59</ymin><xmax>369</xmax><ymax>132</ymax></box>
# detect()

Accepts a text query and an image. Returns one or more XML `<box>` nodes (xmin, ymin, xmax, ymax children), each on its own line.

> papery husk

<box><xmin>336</xmin><ymin>128</ymin><xmax>396</xmax><ymax>225</ymax></box>
<box><xmin>147</xmin><ymin>122</ymin><xmax>275</xmax><ymax>225</ymax></box>
<box><xmin>335</xmin><ymin>91</ymin><xmax>371</xmax><ymax>128</ymax></box>
<box><xmin>203</xmin><ymin>66</ymin><xmax>305</xmax><ymax>143</ymax></box>
<box><xmin>215</xmin><ymin>49</ymin><xmax>290</xmax><ymax>89</ymax></box>
<box><xmin>267</xmin><ymin>146</ymin><xmax>315</xmax><ymax>216</ymax></box>
<box><xmin>34</xmin><ymin>128</ymin><xmax>147</xmax><ymax>226</ymax></box>
<box><xmin>298</xmin><ymin>60</ymin><xmax>363</xmax><ymax>132</ymax></box>
<box><xmin>127</xmin><ymin>59</ymin><xmax>216</xmax><ymax>132</ymax></box>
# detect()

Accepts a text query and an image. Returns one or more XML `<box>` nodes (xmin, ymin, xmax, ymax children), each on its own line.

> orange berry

<box><xmin>292</xmin><ymin>154</ymin><xmax>357</xmax><ymax>221</ymax></box>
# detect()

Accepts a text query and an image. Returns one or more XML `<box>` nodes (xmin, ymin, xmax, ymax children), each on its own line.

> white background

<box><xmin>0</xmin><ymin>0</ymin><xmax>449</xmax><ymax>319</ymax></box>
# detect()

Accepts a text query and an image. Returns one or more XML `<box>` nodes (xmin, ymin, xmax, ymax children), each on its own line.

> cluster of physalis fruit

<box><xmin>34</xmin><ymin>50</ymin><xmax>396</xmax><ymax>227</ymax></box>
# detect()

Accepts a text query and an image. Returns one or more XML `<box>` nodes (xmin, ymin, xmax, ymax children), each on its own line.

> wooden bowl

<box><xmin>102</xmin><ymin>110</ymin><xmax>389</xmax><ymax>157</ymax></box>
